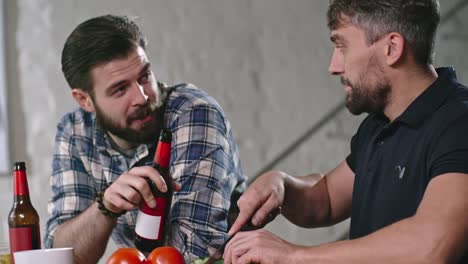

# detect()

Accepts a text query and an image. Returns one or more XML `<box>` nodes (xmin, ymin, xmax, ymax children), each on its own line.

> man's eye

<box><xmin>138</xmin><ymin>72</ymin><xmax>150</xmax><ymax>84</ymax></box>
<box><xmin>113</xmin><ymin>86</ymin><xmax>127</xmax><ymax>95</ymax></box>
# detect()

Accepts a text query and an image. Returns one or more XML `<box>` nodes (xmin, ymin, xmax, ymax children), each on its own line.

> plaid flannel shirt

<box><xmin>44</xmin><ymin>83</ymin><xmax>246</xmax><ymax>262</ymax></box>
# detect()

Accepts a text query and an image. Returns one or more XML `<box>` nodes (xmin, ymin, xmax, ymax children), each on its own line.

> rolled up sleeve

<box><xmin>44</xmin><ymin>121</ymin><xmax>96</xmax><ymax>248</ymax></box>
<box><xmin>167</xmin><ymin>104</ymin><xmax>240</xmax><ymax>261</ymax></box>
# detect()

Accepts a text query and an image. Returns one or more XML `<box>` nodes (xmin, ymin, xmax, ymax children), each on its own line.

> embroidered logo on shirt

<box><xmin>395</xmin><ymin>166</ymin><xmax>406</xmax><ymax>179</ymax></box>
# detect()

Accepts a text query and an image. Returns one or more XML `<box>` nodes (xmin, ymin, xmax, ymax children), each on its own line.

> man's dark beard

<box><xmin>342</xmin><ymin>58</ymin><xmax>390</xmax><ymax>115</ymax></box>
<box><xmin>95</xmin><ymin>103</ymin><xmax>162</xmax><ymax>144</ymax></box>
<box><xmin>343</xmin><ymin>77</ymin><xmax>390</xmax><ymax>115</ymax></box>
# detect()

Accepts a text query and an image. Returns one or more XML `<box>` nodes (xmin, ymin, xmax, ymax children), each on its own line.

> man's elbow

<box><xmin>51</xmin><ymin>224</ymin><xmax>67</xmax><ymax>248</ymax></box>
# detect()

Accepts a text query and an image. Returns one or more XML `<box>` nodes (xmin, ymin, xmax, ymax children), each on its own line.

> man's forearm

<box><xmin>292</xmin><ymin>216</ymin><xmax>456</xmax><ymax>264</ymax></box>
<box><xmin>283</xmin><ymin>161</ymin><xmax>354</xmax><ymax>228</ymax></box>
<box><xmin>282</xmin><ymin>173</ymin><xmax>332</xmax><ymax>227</ymax></box>
<box><xmin>53</xmin><ymin>202</ymin><xmax>117</xmax><ymax>264</ymax></box>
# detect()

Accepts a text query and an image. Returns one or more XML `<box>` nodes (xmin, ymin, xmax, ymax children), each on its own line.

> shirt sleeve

<box><xmin>167</xmin><ymin>103</ymin><xmax>240</xmax><ymax>261</ymax></box>
<box><xmin>346</xmin><ymin>115</ymin><xmax>373</xmax><ymax>172</ymax></box>
<box><xmin>43</xmin><ymin>121</ymin><xmax>97</xmax><ymax>248</ymax></box>
<box><xmin>346</xmin><ymin>132</ymin><xmax>358</xmax><ymax>172</ymax></box>
<box><xmin>429</xmin><ymin>114</ymin><xmax>468</xmax><ymax>178</ymax></box>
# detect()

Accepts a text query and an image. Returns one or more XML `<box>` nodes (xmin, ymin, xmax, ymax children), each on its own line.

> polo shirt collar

<box><xmin>395</xmin><ymin>67</ymin><xmax>458</xmax><ymax>127</ymax></box>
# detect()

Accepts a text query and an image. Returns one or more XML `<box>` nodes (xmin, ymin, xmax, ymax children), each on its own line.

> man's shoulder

<box><xmin>169</xmin><ymin>83</ymin><xmax>223</xmax><ymax>112</ymax></box>
<box><xmin>57</xmin><ymin>108</ymin><xmax>96</xmax><ymax>137</ymax></box>
<box><xmin>450</xmin><ymin>82</ymin><xmax>468</xmax><ymax>106</ymax></box>
<box><xmin>437</xmin><ymin>67</ymin><xmax>468</xmax><ymax>112</ymax></box>
<box><xmin>437</xmin><ymin>81</ymin><xmax>468</xmax><ymax>122</ymax></box>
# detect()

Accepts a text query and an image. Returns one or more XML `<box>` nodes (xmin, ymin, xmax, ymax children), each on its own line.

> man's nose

<box><xmin>328</xmin><ymin>50</ymin><xmax>344</xmax><ymax>76</ymax></box>
<box><xmin>132</xmin><ymin>83</ymin><xmax>149</xmax><ymax>105</ymax></box>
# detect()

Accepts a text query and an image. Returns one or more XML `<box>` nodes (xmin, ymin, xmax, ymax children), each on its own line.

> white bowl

<box><xmin>13</xmin><ymin>248</ymin><xmax>73</xmax><ymax>264</ymax></box>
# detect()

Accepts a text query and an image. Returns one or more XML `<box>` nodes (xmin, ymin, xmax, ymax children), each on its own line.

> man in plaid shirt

<box><xmin>44</xmin><ymin>15</ymin><xmax>246</xmax><ymax>263</ymax></box>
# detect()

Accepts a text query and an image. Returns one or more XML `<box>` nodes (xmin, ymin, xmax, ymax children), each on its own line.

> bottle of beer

<box><xmin>8</xmin><ymin>162</ymin><xmax>41</xmax><ymax>258</ymax></box>
<box><xmin>135</xmin><ymin>130</ymin><xmax>173</xmax><ymax>253</ymax></box>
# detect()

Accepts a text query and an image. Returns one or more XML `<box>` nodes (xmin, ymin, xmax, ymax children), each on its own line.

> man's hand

<box><xmin>103</xmin><ymin>166</ymin><xmax>181</xmax><ymax>213</ymax></box>
<box><xmin>228</xmin><ymin>171</ymin><xmax>286</xmax><ymax>236</ymax></box>
<box><xmin>223</xmin><ymin>230</ymin><xmax>298</xmax><ymax>264</ymax></box>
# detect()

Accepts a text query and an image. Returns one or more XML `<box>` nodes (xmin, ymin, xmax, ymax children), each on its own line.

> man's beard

<box><xmin>342</xmin><ymin>58</ymin><xmax>390</xmax><ymax>115</ymax></box>
<box><xmin>95</xmin><ymin>102</ymin><xmax>162</xmax><ymax>144</ymax></box>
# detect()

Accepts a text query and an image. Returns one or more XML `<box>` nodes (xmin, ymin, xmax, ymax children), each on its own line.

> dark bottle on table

<box><xmin>135</xmin><ymin>130</ymin><xmax>173</xmax><ymax>253</ymax></box>
<box><xmin>8</xmin><ymin>162</ymin><xmax>41</xmax><ymax>260</ymax></box>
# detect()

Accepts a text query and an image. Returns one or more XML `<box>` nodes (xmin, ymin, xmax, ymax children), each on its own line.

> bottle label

<box><xmin>135</xmin><ymin>197</ymin><xmax>168</xmax><ymax>240</ymax></box>
<box><xmin>9</xmin><ymin>225</ymin><xmax>41</xmax><ymax>253</ymax></box>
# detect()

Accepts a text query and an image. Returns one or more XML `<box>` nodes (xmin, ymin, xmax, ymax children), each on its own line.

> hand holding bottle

<box><xmin>101</xmin><ymin>130</ymin><xmax>180</xmax><ymax>215</ymax></box>
<box><xmin>135</xmin><ymin>130</ymin><xmax>176</xmax><ymax>253</ymax></box>
<box><xmin>101</xmin><ymin>165</ymin><xmax>174</xmax><ymax>214</ymax></box>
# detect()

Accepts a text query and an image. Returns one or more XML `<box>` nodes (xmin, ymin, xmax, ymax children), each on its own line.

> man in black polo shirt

<box><xmin>224</xmin><ymin>0</ymin><xmax>468</xmax><ymax>263</ymax></box>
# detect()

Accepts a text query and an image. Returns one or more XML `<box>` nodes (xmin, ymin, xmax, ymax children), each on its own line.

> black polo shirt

<box><xmin>346</xmin><ymin>67</ymin><xmax>468</xmax><ymax>261</ymax></box>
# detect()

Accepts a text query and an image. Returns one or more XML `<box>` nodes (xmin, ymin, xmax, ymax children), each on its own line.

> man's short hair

<box><xmin>327</xmin><ymin>0</ymin><xmax>440</xmax><ymax>65</ymax></box>
<box><xmin>61</xmin><ymin>15</ymin><xmax>148</xmax><ymax>93</ymax></box>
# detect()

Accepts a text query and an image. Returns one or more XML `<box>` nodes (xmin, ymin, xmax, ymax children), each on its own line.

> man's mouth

<box><xmin>340</xmin><ymin>77</ymin><xmax>352</xmax><ymax>92</ymax></box>
<box><xmin>128</xmin><ymin>107</ymin><xmax>154</xmax><ymax>125</ymax></box>
<box><xmin>130</xmin><ymin>114</ymin><xmax>153</xmax><ymax>127</ymax></box>
<box><xmin>139</xmin><ymin>115</ymin><xmax>153</xmax><ymax>123</ymax></box>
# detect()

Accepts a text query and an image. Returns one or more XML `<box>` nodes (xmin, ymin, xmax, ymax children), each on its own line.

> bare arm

<box><xmin>52</xmin><ymin>166</ymin><xmax>176</xmax><ymax>264</ymax></box>
<box><xmin>230</xmin><ymin>160</ymin><xmax>354</xmax><ymax>234</ymax></box>
<box><xmin>282</xmin><ymin>160</ymin><xmax>354</xmax><ymax>227</ymax></box>
<box><xmin>290</xmin><ymin>173</ymin><xmax>468</xmax><ymax>263</ymax></box>
<box><xmin>225</xmin><ymin>172</ymin><xmax>468</xmax><ymax>264</ymax></box>
<box><xmin>53</xmin><ymin>203</ymin><xmax>116</xmax><ymax>263</ymax></box>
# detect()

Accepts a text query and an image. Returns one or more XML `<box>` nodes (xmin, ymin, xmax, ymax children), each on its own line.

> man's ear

<box><xmin>72</xmin><ymin>88</ymin><xmax>95</xmax><ymax>112</ymax></box>
<box><xmin>384</xmin><ymin>32</ymin><xmax>405</xmax><ymax>66</ymax></box>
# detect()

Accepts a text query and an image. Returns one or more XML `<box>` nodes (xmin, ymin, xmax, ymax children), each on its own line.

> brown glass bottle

<box><xmin>135</xmin><ymin>130</ymin><xmax>173</xmax><ymax>253</ymax></box>
<box><xmin>8</xmin><ymin>162</ymin><xmax>41</xmax><ymax>260</ymax></box>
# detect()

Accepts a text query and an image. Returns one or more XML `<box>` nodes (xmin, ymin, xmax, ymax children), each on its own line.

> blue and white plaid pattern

<box><xmin>44</xmin><ymin>83</ymin><xmax>246</xmax><ymax>261</ymax></box>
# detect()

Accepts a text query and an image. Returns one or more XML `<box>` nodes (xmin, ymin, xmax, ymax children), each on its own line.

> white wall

<box><xmin>0</xmin><ymin>1</ymin><xmax>466</xmax><ymax>263</ymax></box>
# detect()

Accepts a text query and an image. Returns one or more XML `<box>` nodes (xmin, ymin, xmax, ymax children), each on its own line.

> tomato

<box><xmin>106</xmin><ymin>248</ymin><xmax>147</xmax><ymax>264</ymax></box>
<box><xmin>147</xmin><ymin>246</ymin><xmax>185</xmax><ymax>264</ymax></box>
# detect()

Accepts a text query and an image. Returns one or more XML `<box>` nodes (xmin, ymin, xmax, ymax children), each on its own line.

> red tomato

<box><xmin>147</xmin><ymin>246</ymin><xmax>185</xmax><ymax>264</ymax></box>
<box><xmin>106</xmin><ymin>248</ymin><xmax>147</xmax><ymax>264</ymax></box>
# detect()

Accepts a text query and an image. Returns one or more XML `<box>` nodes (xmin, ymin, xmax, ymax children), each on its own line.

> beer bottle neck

<box><xmin>13</xmin><ymin>169</ymin><xmax>30</xmax><ymax>196</ymax></box>
<box><xmin>13</xmin><ymin>194</ymin><xmax>32</xmax><ymax>204</ymax></box>
<box><xmin>154</xmin><ymin>140</ymin><xmax>171</xmax><ymax>168</ymax></box>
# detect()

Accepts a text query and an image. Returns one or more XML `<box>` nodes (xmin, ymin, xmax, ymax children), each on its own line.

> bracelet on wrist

<box><xmin>96</xmin><ymin>187</ymin><xmax>127</xmax><ymax>219</ymax></box>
